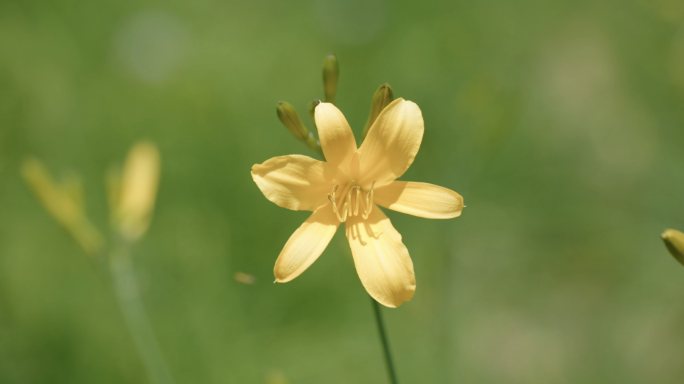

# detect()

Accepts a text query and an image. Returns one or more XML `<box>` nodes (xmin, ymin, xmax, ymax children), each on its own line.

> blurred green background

<box><xmin>3</xmin><ymin>0</ymin><xmax>684</xmax><ymax>383</ymax></box>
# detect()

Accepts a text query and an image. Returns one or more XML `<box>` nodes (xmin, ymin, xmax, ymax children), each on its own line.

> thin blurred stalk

<box><xmin>371</xmin><ymin>297</ymin><xmax>399</xmax><ymax>384</ymax></box>
<box><xmin>22</xmin><ymin>143</ymin><xmax>174</xmax><ymax>384</ymax></box>
<box><xmin>110</xmin><ymin>239</ymin><xmax>176</xmax><ymax>384</ymax></box>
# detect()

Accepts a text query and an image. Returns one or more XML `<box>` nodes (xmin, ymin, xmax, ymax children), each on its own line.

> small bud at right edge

<box><xmin>662</xmin><ymin>229</ymin><xmax>684</xmax><ymax>266</ymax></box>
<box><xmin>362</xmin><ymin>83</ymin><xmax>394</xmax><ymax>140</ymax></box>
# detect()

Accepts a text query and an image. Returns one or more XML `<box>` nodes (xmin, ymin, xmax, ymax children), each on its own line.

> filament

<box><xmin>362</xmin><ymin>180</ymin><xmax>376</xmax><ymax>219</ymax></box>
<box><xmin>327</xmin><ymin>181</ymin><xmax>376</xmax><ymax>222</ymax></box>
<box><xmin>327</xmin><ymin>184</ymin><xmax>347</xmax><ymax>222</ymax></box>
<box><xmin>353</xmin><ymin>185</ymin><xmax>360</xmax><ymax>216</ymax></box>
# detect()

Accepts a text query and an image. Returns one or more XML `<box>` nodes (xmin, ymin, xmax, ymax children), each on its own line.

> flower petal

<box><xmin>315</xmin><ymin>102</ymin><xmax>358</xmax><ymax>168</ymax></box>
<box><xmin>252</xmin><ymin>155</ymin><xmax>334</xmax><ymax>211</ymax></box>
<box><xmin>358</xmin><ymin>98</ymin><xmax>424</xmax><ymax>186</ymax></box>
<box><xmin>274</xmin><ymin>206</ymin><xmax>340</xmax><ymax>282</ymax></box>
<box><xmin>375</xmin><ymin>181</ymin><xmax>463</xmax><ymax>219</ymax></box>
<box><xmin>345</xmin><ymin>207</ymin><xmax>415</xmax><ymax>308</ymax></box>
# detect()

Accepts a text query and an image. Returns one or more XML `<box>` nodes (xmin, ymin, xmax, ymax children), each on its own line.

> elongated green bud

<box><xmin>322</xmin><ymin>54</ymin><xmax>339</xmax><ymax>104</ymax></box>
<box><xmin>277</xmin><ymin>101</ymin><xmax>309</xmax><ymax>141</ymax></box>
<box><xmin>663</xmin><ymin>229</ymin><xmax>684</xmax><ymax>266</ymax></box>
<box><xmin>306</xmin><ymin>100</ymin><xmax>325</xmax><ymax>159</ymax></box>
<box><xmin>362</xmin><ymin>83</ymin><xmax>394</xmax><ymax>139</ymax></box>
<box><xmin>277</xmin><ymin>100</ymin><xmax>324</xmax><ymax>159</ymax></box>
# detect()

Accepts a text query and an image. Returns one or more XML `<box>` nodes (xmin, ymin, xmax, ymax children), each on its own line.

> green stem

<box><xmin>371</xmin><ymin>297</ymin><xmax>399</xmax><ymax>384</ymax></box>
<box><xmin>109</xmin><ymin>244</ymin><xmax>176</xmax><ymax>384</ymax></box>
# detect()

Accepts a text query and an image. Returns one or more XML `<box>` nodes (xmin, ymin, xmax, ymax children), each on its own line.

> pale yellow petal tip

<box><xmin>372</xmin><ymin>287</ymin><xmax>416</xmax><ymax>308</ymax></box>
<box><xmin>447</xmin><ymin>195</ymin><xmax>465</xmax><ymax>218</ymax></box>
<box><xmin>273</xmin><ymin>272</ymin><xmax>294</xmax><ymax>284</ymax></box>
<box><xmin>376</xmin><ymin>296</ymin><xmax>411</xmax><ymax>309</ymax></box>
<box><xmin>249</xmin><ymin>167</ymin><xmax>260</xmax><ymax>182</ymax></box>
<box><xmin>251</xmin><ymin>162</ymin><xmax>265</xmax><ymax>173</ymax></box>
<box><xmin>273</xmin><ymin>269</ymin><xmax>300</xmax><ymax>283</ymax></box>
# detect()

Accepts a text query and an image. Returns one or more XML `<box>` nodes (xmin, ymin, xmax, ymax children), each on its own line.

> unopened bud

<box><xmin>322</xmin><ymin>54</ymin><xmax>339</xmax><ymax>104</ymax></box>
<box><xmin>21</xmin><ymin>157</ymin><xmax>103</xmax><ymax>255</ymax></box>
<box><xmin>116</xmin><ymin>141</ymin><xmax>160</xmax><ymax>242</ymax></box>
<box><xmin>306</xmin><ymin>100</ymin><xmax>325</xmax><ymax>159</ymax></box>
<box><xmin>362</xmin><ymin>83</ymin><xmax>394</xmax><ymax>139</ymax></box>
<box><xmin>662</xmin><ymin>229</ymin><xmax>684</xmax><ymax>266</ymax></box>
<box><xmin>276</xmin><ymin>100</ymin><xmax>324</xmax><ymax>159</ymax></box>
<box><xmin>307</xmin><ymin>99</ymin><xmax>320</xmax><ymax>128</ymax></box>
<box><xmin>277</xmin><ymin>101</ymin><xmax>309</xmax><ymax>141</ymax></box>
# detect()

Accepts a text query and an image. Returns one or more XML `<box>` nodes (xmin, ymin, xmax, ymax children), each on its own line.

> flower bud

<box><xmin>21</xmin><ymin>157</ymin><xmax>103</xmax><ymax>255</ymax></box>
<box><xmin>277</xmin><ymin>101</ymin><xmax>310</xmax><ymax>141</ymax></box>
<box><xmin>307</xmin><ymin>99</ymin><xmax>320</xmax><ymax>128</ymax></box>
<box><xmin>116</xmin><ymin>142</ymin><xmax>160</xmax><ymax>242</ymax></box>
<box><xmin>662</xmin><ymin>229</ymin><xmax>684</xmax><ymax>266</ymax></box>
<box><xmin>362</xmin><ymin>83</ymin><xmax>394</xmax><ymax>139</ymax></box>
<box><xmin>306</xmin><ymin>100</ymin><xmax>325</xmax><ymax>159</ymax></box>
<box><xmin>322</xmin><ymin>54</ymin><xmax>339</xmax><ymax>104</ymax></box>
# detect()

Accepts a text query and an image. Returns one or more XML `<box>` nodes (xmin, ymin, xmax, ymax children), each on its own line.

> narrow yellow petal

<box><xmin>21</xmin><ymin>157</ymin><xmax>82</xmax><ymax>227</ymax></box>
<box><xmin>117</xmin><ymin>141</ymin><xmax>160</xmax><ymax>241</ymax></box>
<box><xmin>358</xmin><ymin>98</ymin><xmax>424</xmax><ymax>186</ymax></box>
<box><xmin>252</xmin><ymin>155</ymin><xmax>334</xmax><ymax>211</ymax></box>
<box><xmin>375</xmin><ymin>181</ymin><xmax>463</xmax><ymax>219</ymax></box>
<box><xmin>345</xmin><ymin>207</ymin><xmax>415</xmax><ymax>308</ymax></box>
<box><xmin>274</xmin><ymin>207</ymin><xmax>340</xmax><ymax>282</ymax></box>
<box><xmin>315</xmin><ymin>102</ymin><xmax>358</xmax><ymax>168</ymax></box>
<box><xmin>21</xmin><ymin>158</ymin><xmax>104</xmax><ymax>255</ymax></box>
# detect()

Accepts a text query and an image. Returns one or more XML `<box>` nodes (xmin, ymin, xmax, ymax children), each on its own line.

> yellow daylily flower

<box><xmin>252</xmin><ymin>98</ymin><xmax>464</xmax><ymax>308</ymax></box>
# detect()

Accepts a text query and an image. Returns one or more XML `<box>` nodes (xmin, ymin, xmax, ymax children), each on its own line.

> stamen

<box><xmin>326</xmin><ymin>182</ymin><xmax>376</xmax><ymax>222</ymax></box>
<box><xmin>327</xmin><ymin>184</ymin><xmax>348</xmax><ymax>222</ymax></box>
<box><xmin>362</xmin><ymin>180</ymin><xmax>376</xmax><ymax>219</ymax></box>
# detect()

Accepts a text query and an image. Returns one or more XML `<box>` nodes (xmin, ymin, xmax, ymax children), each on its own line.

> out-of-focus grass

<box><xmin>2</xmin><ymin>0</ymin><xmax>684</xmax><ymax>383</ymax></box>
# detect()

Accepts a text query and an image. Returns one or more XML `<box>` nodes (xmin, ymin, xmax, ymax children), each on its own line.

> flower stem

<box><xmin>109</xmin><ymin>243</ymin><xmax>176</xmax><ymax>384</ymax></box>
<box><xmin>371</xmin><ymin>297</ymin><xmax>399</xmax><ymax>384</ymax></box>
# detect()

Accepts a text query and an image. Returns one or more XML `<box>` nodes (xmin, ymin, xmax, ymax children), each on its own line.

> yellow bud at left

<box><xmin>21</xmin><ymin>157</ymin><xmax>103</xmax><ymax>255</ymax></box>
<box><xmin>116</xmin><ymin>141</ymin><xmax>160</xmax><ymax>242</ymax></box>
<box><xmin>662</xmin><ymin>229</ymin><xmax>684</xmax><ymax>266</ymax></box>
<box><xmin>22</xmin><ymin>158</ymin><xmax>81</xmax><ymax>226</ymax></box>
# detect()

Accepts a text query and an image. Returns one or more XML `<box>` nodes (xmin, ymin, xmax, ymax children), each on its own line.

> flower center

<box><xmin>327</xmin><ymin>181</ymin><xmax>376</xmax><ymax>222</ymax></box>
